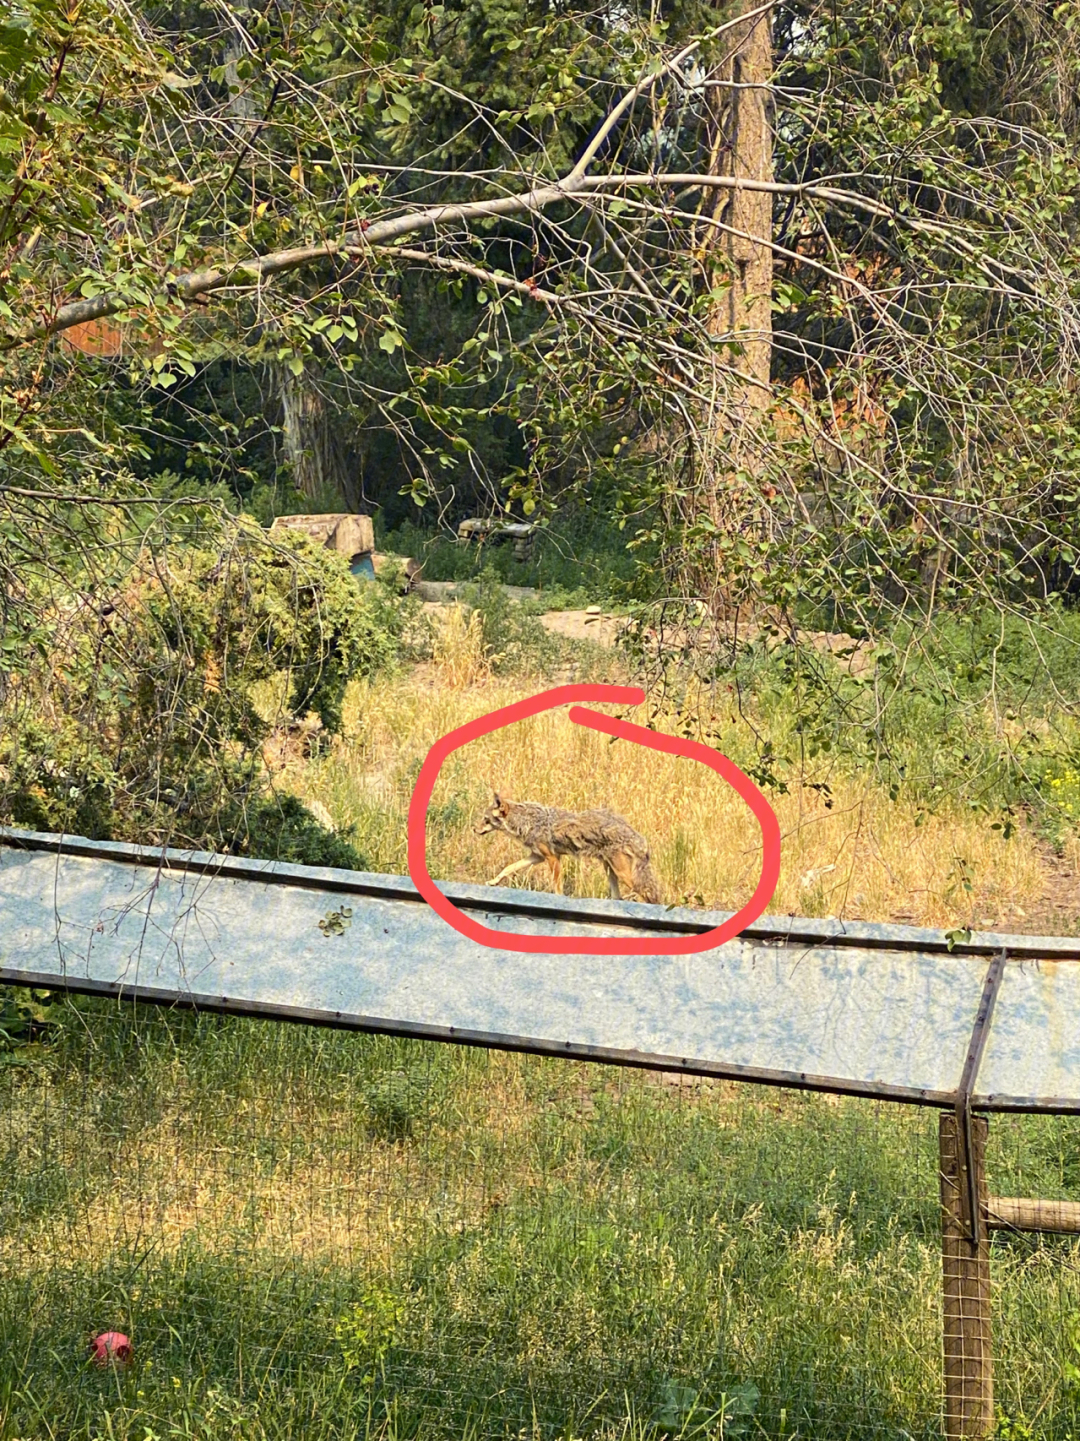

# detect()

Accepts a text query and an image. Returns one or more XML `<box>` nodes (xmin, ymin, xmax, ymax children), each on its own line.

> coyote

<box><xmin>477</xmin><ymin>794</ymin><xmax>663</xmax><ymax>904</ymax></box>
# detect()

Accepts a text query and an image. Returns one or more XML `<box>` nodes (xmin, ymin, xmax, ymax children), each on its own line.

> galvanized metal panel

<box><xmin>0</xmin><ymin>831</ymin><xmax>998</xmax><ymax>1103</ymax></box>
<box><xmin>4</xmin><ymin>828</ymin><xmax>1077</xmax><ymax>958</ymax></box>
<box><xmin>975</xmin><ymin>958</ymin><xmax>1080</xmax><ymax>1110</ymax></box>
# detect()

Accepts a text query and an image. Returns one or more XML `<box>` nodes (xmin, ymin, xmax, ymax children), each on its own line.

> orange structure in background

<box><xmin>59</xmin><ymin>317</ymin><xmax>164</xmax><ymax>359</ymax></box>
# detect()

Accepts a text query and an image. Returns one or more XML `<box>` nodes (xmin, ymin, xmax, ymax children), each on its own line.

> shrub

<box><xmin>0</xmin><ymin>520</ymin><xmax>403</xmax><ymax>861</ymax></box>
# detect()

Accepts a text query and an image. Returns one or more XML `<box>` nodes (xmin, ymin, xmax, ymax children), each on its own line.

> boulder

<box><xmin>270</xmin><ymin>512</ymin><xmax>375</xmax><ymax>561</ymax></box>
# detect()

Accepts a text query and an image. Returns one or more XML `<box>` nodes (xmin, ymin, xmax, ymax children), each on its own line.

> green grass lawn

<box><xmin>2</xmin><ymin>1000</ymin><xmax>1080</xmax><ymax>1440</ymax></box>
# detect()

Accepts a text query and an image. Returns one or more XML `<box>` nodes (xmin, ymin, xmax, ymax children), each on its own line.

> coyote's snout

<box><xmin>477</xmin><ymin>794</ymin><xmax>662</xmax><ymax>905</ymax></box>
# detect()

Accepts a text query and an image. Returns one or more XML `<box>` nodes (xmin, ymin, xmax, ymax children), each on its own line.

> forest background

<box><xmin>4</xmin><ymin>0</ymin><xmax>1080</xmax><ymax>880</ymax></box>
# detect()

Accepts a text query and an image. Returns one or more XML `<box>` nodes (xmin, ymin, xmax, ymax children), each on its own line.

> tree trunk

<box><xmin>276</xmin><ymin>362</ymin><xmax>359</xmax><ymax>506</ymax></box>
<box><xmin>689</xmin><ymin>0</ymin><xmax>774</xmax><ymax>616</ymax></box>
<box><xmin>704</xmin><ymin>0</ymin><xmax>774</xmax><ymax>414</ymax></box>
<box><xmin>221</xmin><ymin>7</ymin><xmax>357</xmax><ymax>509</ymax></box>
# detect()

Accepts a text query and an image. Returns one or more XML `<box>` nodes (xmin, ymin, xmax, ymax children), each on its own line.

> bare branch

<box><xmin>6</xmin><ymin>163</ymin><xmax>1061</xmax><ymax>354</ymax></box>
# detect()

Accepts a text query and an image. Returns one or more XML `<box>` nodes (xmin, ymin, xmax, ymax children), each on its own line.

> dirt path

<box><xmin>420</xmin><ymin>586</ymin><xmax>875</xmax><ymax>675</ymax></box>
<box><xmin>537</xmin><ymin>610</ymin><xmax>625</xmax><ymax>646</ymax></box>
<box><xmin>1020</xmin><ymin>841</ymin><xmax>1080</xmax><ymax>935</ymax></box>
<box><xmin>419</xmin><ymin>600</ymin><xmax>628</xmax><ymax>647</ymax></box>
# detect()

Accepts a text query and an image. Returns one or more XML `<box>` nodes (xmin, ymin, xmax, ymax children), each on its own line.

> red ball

<box><xmin>89</xmin><ymin>1332</ymin><xmax>133</xmax><ymax>1367</ymax></box>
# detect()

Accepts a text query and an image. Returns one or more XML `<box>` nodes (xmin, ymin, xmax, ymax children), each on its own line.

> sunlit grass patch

<box><xmin>283</xmin><ymin>662</ymin><xmax>1046</xmax><ymax>930</ymax></box>
<box><xmin>4</xmin><ymin>1005</ymin><xmax>1080</xmax><ymax>1438</ymax></box>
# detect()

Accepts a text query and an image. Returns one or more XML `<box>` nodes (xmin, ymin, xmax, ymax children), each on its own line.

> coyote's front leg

<box><xmin>489</xmin><ymin>854</ymin><xmax>543</xmax><ymax>887</ymax></box>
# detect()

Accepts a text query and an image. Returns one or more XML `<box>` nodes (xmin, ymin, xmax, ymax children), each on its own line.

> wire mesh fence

<box><xmin>2</xmin><ymin>992</ymin><xmax>1080</xmax><ymax>1440</ymax></box>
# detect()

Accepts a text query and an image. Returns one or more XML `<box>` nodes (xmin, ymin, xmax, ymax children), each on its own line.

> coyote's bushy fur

<box><xmin>477</xmin><ymin>794</ymin><xmax>663</xmax><ymax>904</ymax></box>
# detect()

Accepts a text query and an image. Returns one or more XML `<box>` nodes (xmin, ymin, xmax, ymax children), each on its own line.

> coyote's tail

<box><xmin>632</xmin><ymin>855</ymin><xmax>663</xmax><ymax>905</ymax></box>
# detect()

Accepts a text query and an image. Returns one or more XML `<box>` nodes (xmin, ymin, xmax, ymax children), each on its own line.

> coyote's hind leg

<box><xmin>609</xmin><ymin>851</ymin><xmax>638</xmax><ymax>900</ymax></box>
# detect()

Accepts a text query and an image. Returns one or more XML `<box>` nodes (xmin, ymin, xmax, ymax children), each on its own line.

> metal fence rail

<box><xmin>1</xmin><ymin>828</ymin><xmax>1079</xmax><ymax>1111</ymax></box>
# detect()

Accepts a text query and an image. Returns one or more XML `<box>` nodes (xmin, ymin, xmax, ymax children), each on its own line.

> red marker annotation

<box><xmin>407</xmin><ymin>684</ymin><xmax>781</xmax><ymax>955</ymax></box>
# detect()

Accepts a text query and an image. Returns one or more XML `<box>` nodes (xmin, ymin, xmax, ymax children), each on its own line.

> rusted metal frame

<box><xmin>973</xmin><ymin>1094</ymin><xmax>1080</xmax><ymax>1115</ymax></box>
<box><xmin>0</xmin><ymin>963</ymin><xmax>960</xmax><ymax>1107</ymax></box>
<box><xmin>954</xmin><ymin>950</ymin><xmax>1008</xmax><ymax>1244</ymax></box>
<box><xmin>6</xmin><ymin>826</ymin><xmax>1080</xmax><ymax>959</ymax></box>
<box><xmin>972</xmin><ymin>1091</ymin><xmax>1080</xmax><ymax>1114</ymax></box>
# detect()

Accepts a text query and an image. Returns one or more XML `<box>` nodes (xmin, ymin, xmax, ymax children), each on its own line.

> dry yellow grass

<box><xmin>278</xmin><ymin>614</ymin><xmax>1048</xmax><ymax>929</ymax></box>
<box><xmin>0</xmin><ymin>1051</ymin><xmax>684</xmax><ymax>1276</ymax></box>
<box><xmin>0</xmin><ymin>1059</ymin><xmax>535</xmax><ymax>1274</ymax></box>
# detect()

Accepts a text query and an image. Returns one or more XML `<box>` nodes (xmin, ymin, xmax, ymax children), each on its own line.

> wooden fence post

<box><xmin>940</xmin><ymin>1112</ymin><xmax>993</xmax><ymax>1441</ymax></box>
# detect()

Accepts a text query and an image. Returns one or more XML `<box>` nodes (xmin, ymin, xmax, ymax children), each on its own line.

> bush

<box><xmin>0</xmin><ymin>520</ymin><xmax>405</xmax><ymax>858</ymax></box>
<box><xmin>221</xmin><ymin>792</ymin><xmax>369</xmax><ymax>870</ymax></box>
<box><xmin>0</xmin><ymin>987</ymin><xmax>60</xmax><ymax>1062</ymax></box>
<box><xmin>455</xmin><ymin>566</ymin><xmax>564</xmax><ymax>674</ymax></box>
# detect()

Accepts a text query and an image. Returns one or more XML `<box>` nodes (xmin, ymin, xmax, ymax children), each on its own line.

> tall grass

<box><xmin>285</xmin><ymin>630</ymin><xmax>1047</xmax><ymax>928</ymax></box>
<box><xmin>2</xmin><ymin>1002</ymin><xmax>1080</xmax><ymax>1439</ymax></box>
<box><xmin>6</xmin><ymin>607</ymin><xmax>1080</xmax><ymax>1439</ymax></box>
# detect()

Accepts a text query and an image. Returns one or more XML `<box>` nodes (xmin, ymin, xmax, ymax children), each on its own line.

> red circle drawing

<box><xmin>406</xmin><ymin>684</ymin><xmax>781</xmax><ymax>955</ymax></box>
